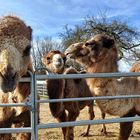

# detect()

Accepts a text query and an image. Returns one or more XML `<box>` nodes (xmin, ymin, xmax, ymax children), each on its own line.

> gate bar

<box><xmin>37</xmin><ymin>116</ymin><xmax>140</xmax><ymax>129</ymax></box>
<box><xmin>36</xmin><ymin>72</ymin><xmax>140</xmax><ymax>80</ymax></box>
<box><xmin>27</xmin><ymin>71</ymin><xmax>36</xmax><ymax>140</ymax></box>
<box><xmin>0</xmin><ymin>103</ymin><xmax>29</xmax><ymax>107</ymax></box>
<box><xmin>0</xmin><ymin>128</ymin><xmax>32</xmax><ymax>134</ymax></box>
<box><xmin>37</xmin><ymin>94</ymin><xmax>140</xmax><ymax>103</ymax></box>
<box><xmin>34</xmin><ymin>73</ymin><xmax>39</xmax><ymax>140</ymax></box>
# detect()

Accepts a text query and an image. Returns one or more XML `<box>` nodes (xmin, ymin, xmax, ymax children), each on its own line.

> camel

<box><xmin>65</xmin><ymin>34</ymin><xmax>140</xmax><ymax>140</ymax></box>
<box><xmin>66</xmin><ymin>42</ymin><xmax>107</xmax><ymax>134</ymax></box>
<box><xmin>0</xmin><ymin>15</ymin><xmax>33</xmax><ymax>140</ymax></box>
<box><xmin>42</xmin><ymin>50</ymin><xmax>95</xmax><ymax>140</ymax></box>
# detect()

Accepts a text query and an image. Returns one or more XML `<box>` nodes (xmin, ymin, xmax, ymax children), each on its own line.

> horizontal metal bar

<box><xmin>0</xmin><ymin>103</ymin><xmax>30</xmax><ymax>107</ymax></box>
<box><xmin>35</xmin><ymin>72</ymin><xmax>140</xmax><ymax>80</ymax></box>
<box><xmin>19</xmin><ymin>77</ymin><xmax>31</xmax><ymax>82</ymax></box>
<box><xmin>37</xmin><ymin>94</ymin><xmax>140</xmax><ymax>103</ymax></box>
<box><xmin>19</xmin><ymin>70</ymin><xmax>32</xmax><ymax>82</ymax></box>
<box><xmin>37</xmin><ymin>116</ymin><xmax>140</xmax><ymax>129</ymax></box>
<box><xmin>0</xmin><ymin>127</ymin><xmax>32</xmax><ymax>134</ymax></box>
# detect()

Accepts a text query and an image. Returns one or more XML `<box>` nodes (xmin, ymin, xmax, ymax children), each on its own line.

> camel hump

<box><xmin>64</xmin><ymin>67</ymin><xmax>85</xmax><ymax>84</ymax></box>
<box><xmin>64</xmin><ymin>67</ymin><xmax>79</xmax><ymax>74</ymax></box>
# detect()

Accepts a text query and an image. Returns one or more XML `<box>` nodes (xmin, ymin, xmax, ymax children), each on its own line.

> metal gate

<box><xmin>1</xmin><ymin>71</ymin><xmax>140</xmax><ymax>140</ymax></box>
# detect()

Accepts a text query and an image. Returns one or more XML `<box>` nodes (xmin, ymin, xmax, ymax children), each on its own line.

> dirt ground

<box><xmin>38</xmin><ymin>103</ymin><xmax>140</xmax><ymax>140</ymax></box>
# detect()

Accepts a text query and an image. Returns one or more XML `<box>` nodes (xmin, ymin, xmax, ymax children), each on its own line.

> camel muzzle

<box><xmin>0</xmin><ymin>72</ymin><xmax>18</xmax><ymax>93</ymax></box>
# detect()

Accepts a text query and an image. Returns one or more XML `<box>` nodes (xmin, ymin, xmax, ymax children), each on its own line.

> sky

<box><xmin>1</xmin><ymin>0</ymin><xmax>140</xmax><ymax>71</ymax></box>
<box><xmin>1</xmin><ymin>0</ymin><xmax>140</xmax><ymax>41</ymax></box>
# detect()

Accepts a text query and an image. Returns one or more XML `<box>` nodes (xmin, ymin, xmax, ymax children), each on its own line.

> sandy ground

<box><xmin>38</xmin><ymin>103</ymin><xmax>140</xmax><ymax>140</ymax></box>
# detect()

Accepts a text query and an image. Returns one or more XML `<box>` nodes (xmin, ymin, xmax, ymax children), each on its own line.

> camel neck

<box><xmin>87</xmin><ymin>58</ymin><xmax>118</xmax><ymax>73</ymax></box>
<box><xmin>86</xmin><ymin>56</ymin><xmax>118</xmax><ymax>88</ymax></box>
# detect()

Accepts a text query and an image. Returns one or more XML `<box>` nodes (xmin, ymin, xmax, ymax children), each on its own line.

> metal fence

<box><xmin>1</xmin><ymin>71</ymin><xmax>140</xmax><ymax>140</ymax></box>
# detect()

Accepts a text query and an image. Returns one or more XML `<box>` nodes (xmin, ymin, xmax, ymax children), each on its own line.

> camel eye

<box><xmin>85</xmin><ymin>42</ymin><xmax>90</xmax><ymax>46</ymax></box>
<box><xmin>47</xmin><ymin>57</ymin><xmax>52</xmax><ymax>62</ymax></box>
<box><xmin>47</xmin><ymin>57</ymin><xmax>51</xmax><ymax>61</ymax></box>
<box><xmin>85</xmin><ymin>41</ymin><xmax>96</xmax><ymax>47</ymax></box>
<box><xmin>44</xmin><ymin>57</ymin><xmax>51</xmax><ymax>64</ymax></box>
<box><xmin>86</xmin><ymin>42</ymin><xmax>98</xmax><ymax>51</ymax></box>
<box><xmin>23</xmin><ymin>45</ymin><xmax>31</xmax><ymax>56</ymax></box>
<box><xmin>91</xmin><ymin>45</ymin><xmax>98</xmax><ymax>51</ymax></box>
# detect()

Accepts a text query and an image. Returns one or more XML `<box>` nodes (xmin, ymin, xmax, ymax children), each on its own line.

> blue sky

<box><xmin>1</xmin><ymin>0</ymin><xmax>140</xmax><ymax>41</ymax></box>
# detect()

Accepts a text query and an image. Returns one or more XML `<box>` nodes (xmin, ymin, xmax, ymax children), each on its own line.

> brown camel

<box><xmin>42</xmin><ymin>50</ymin><xmax>95</xmax><ymax>140</ymax></box>
<box><xmin>0</xmin><ymin>15</ymin><xmax>33</xmax><ymax>140</ymax></box>
<box><xmin>66</xmin><ymin>42</ymin><xmax>107</xmax><ymax>134</ymax></box>
<box><xmin>65</xmin><ymin>34</ymin><xmax>140</xmax><ymax>140</ymax></box>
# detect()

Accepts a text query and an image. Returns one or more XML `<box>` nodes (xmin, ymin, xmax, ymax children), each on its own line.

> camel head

<box><xmin>42</xmin><ymin>50</ymin><xmax>66</xmax><ymax>74</ymax></box>
<box><xmin>65</xmin><ymin>34</ymin><xmax>118</xmax><ymax>67</ymax></box>
<box><xmin>65</xmin><ymin>42</ymin><xmax>85</xmax><ymax>59</ymax></box>
<box><xmin>0</xmin><ymin>16</ymin><xmax>32</xmax><ymax>93</ymax></box>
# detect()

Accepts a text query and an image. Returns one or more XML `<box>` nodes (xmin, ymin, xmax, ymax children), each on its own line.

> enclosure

<box><xmin>1</xmin><ymin>71</ymin><xmax>140</xmax><ymax>140</ymax></box>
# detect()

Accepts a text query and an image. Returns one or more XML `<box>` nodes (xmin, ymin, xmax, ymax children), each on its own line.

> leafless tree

<box><xmin>32</xmin><ymin>36</ymin><xmax>63</xmax><ymax>69</ymax></box>
<box><xmin>60</xmin><ymin>13</ymin><xmax>140</xmax><ymax>64</ymax></box>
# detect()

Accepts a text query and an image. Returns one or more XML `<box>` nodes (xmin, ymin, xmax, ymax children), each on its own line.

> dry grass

<box><xmin>38</xmin><ymin>103</ymin><xmax>140</xmax><ymax>140</ymax></box>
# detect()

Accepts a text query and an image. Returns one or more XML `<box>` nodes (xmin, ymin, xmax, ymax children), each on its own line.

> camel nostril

<box><xmin>57</xmin><ymin>58</ymin><xmax>62</xmax><ymax>63</ymax></box>
<box><xmin>1</xmin><ymin>72</ymin><xmax>18</xmax><ymax>81</ymax></box>
<box><xmin>11</xmin><ymin>72</ymin><xmax>17</xmax><ymax>80</ymax></box>
<box><xmin>0</xmin><ymin>72</ymin><xmax>18</xmax><ymax>93</ymax></box>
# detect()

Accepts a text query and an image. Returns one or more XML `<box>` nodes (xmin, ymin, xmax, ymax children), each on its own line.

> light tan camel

<box><xmin>66</xmin><ymin>42</ymin><xmax>107</xmax><ymax>134</ymax></box>
<box><xmin>42</xmin><ymin>50</ymin><xmax>95</xmax><ymax>140</ymax></box>
<box><xmin>0</xmin><ymin>15</ymin><xmax>33</xmax><ymax>140</ymax></box>
<box><xmin>65</xmin><ymin>34</ymin><xmax>140</xmax><ymax>140</ymax></box>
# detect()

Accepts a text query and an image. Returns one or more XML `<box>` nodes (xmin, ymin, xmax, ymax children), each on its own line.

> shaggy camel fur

<box><xmin>65</xmin><ymin>34</ymin><xmax>140</xmax><ymax>140</ymax></box>
<box><xmin>42</xmin><ymin>50</ymin><xmax>95</xmax><ymax>140</ymax></box>
<box><xmin>0</xmin><ymin>15</ymin><xmax>33</xmax><ymax>140</ymax></box>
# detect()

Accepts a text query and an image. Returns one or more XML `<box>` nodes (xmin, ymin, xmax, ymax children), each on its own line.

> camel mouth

<box><xmin>65</xmin><ymin>53</ymin><xmax>74</xmax><ymax>58</ymax></box>
<box><xmin>53</xmin><ymin>61</ymin><xmax>64</xmax><ymax>68</ymax></box>
<box><xmin>1</xmin><ymin>80</ymin><xmax>17</xmax><ymax>93</ymax></box>
<box><xmin>0</xmin><ymin>72</ymin><xmax>19</xmax><ymax>93</ymax></box>
<box><xmin>54</xmin><ymin>65</ymin><xmax>64</xmax><ymax>71</ymax></box>
<box><xmin>65</xmin><ymin>48</ymin><xmax>75</xmax><ymax>57</ymax></box>
<box><xmin>65</xmin><ymin>47</ymin><xmax>89</xmax><ymax>59</ymax></box>
<box><xmin>65</xmin><ymin>50</ymin><xmax>76</xmax><ymax>58</ymax></box>
<box><xmin>2</xmin><ymin>86</ymin><xmax>16</xmax><ymax>93</ymax></box>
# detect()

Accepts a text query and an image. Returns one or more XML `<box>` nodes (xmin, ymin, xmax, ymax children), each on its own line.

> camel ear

<box><xmin>41</xmin><ymin>57</ymin><xmax>47</xmax><ymax>65</ymax></box>
<box><xmin>27</xmin><ymin>60</ymin><xmax>33</xmax><ymax>72</ymax></box>
<box><xmin>103</xmin><ymin>37</ymin><xmax>114</xmax><ymax>49</ymax></box>
<box><xmin>23</xmin><ymin>45</ymin><xmax>31</xmax><ymax>56</ymax></box>
<box><xmin>28</xmin><ymin>26</ymin><xmax>32</xmax><ymax>40</ymax></box>
<box><xmin>42</xmin><ymin>56</ymin><xmax>51</xmax><ymax>65</ymax></box>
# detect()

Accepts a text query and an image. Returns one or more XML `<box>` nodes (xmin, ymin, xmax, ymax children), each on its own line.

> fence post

<box><xmin>29</xmin><ymin>71</ymin><xmax>36</xmax><ymax>140</ymax></box>
<box><xmin>33</xmin><ymin>73</ymin><xmax>39</xmax><ymax>140</ymax></box>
